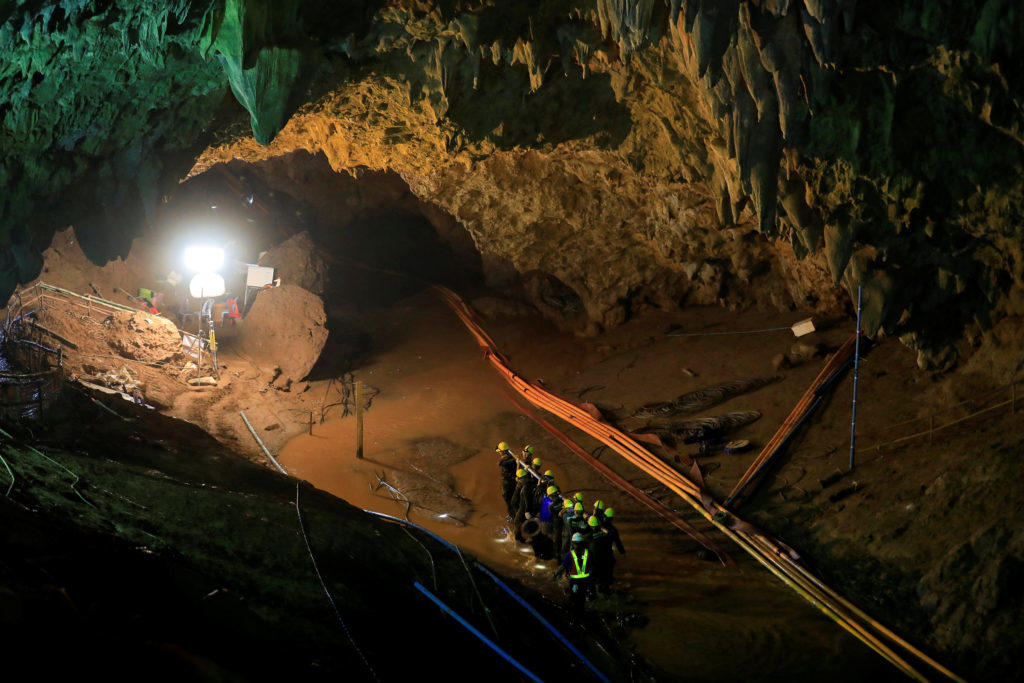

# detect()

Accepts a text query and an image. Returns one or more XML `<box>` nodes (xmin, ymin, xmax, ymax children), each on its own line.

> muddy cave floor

<box><xmin>5</xmin><ymin>269</ymin><xmax>1024</xmax><ymax>680</ymax></box>
<box><xmin>46</xmin><ymin>262</ymin><xmax>1015</xmax><ymax>679</ymax></box>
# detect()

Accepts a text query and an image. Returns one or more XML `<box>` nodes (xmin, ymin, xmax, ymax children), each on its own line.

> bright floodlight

<box><xmin>189</xmin><ymin>272</ymin><xmax>226</xmax><ymax>298</ymax></box>
<box><xmin>184</xmin><ymin>245</ymin><xmax>224</xmax><ymax>273</ymax></box>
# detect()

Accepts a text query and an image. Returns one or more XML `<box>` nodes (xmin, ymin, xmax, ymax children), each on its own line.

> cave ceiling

<box><xmin>1</xmin><ymin>0</ymin><xmax>1021</xmax><ymax>365</ymax></box>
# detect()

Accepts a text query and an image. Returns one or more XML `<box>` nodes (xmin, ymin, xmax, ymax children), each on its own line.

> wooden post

<box><xmin>355</xmin><ymin>380</ymin><xmax>364</xmax><ymax>459</ymax></box>
<box><xmin>308</xmin><ymin>410</ymin><xmax>313</xmax><ymax>436</ymax></box>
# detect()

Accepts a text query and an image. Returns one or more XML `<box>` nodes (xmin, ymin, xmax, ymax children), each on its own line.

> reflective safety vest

<box><xmin>569</xmin><ymin>549</ymin><xmax>590</xmax><ymax>579</ymax></box>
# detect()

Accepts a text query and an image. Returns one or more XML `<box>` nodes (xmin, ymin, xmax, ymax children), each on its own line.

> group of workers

<box><xmin>496</xmin><ymin>442</ymin><xmax>625</xmax><ymax>612</ymax></box>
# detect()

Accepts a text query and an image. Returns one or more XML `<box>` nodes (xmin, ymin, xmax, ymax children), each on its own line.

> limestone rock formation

<box><xmin>1</xmin><ymin>0</ymin><xmax>1022</xmax><ymax>360</ymax></box>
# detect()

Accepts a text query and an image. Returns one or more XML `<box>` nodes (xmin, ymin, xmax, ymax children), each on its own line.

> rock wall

<box><xmin>190</xmin><ymin>0</ymin><xmax>1023</xmax><ymax>358</ymax></box>
<box><xmin>2</xmin><ymin>0</ymin><xmax>1022</xmax><ymax>359</ymax></box>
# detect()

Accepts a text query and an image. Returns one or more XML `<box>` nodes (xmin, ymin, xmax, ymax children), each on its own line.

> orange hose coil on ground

<box><xmin>433</xmin><ymin>285</ymin><xmax>962</xmax><ymax>683</ymax></box>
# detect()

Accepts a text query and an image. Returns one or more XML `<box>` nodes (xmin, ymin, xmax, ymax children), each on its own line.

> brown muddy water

<box><xmin>278</xmin><ymin>290</ymin><xmax>895</xmax><ymax>682</ymax></box>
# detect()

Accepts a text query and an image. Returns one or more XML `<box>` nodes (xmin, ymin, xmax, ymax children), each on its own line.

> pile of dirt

<box><xmin>28</xmin><ymin>306</ymin><xmax>187</xmax><ymax>408</ymax></box>
<box><xmin>237</xmin><ymin>284</ymin><xmax>327</xmax><ymax>387</ymax></box>
<box><xmin>105</xmin><ymin>310</ymin><xmax>182</xmax><ymax>363</ymax></box>
<box><xmin>258</xmin><ymin>231</ymin><xmax>328</xmax><ymax>295</ymax></box>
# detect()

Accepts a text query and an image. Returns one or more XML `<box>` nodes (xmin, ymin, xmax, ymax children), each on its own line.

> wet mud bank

<box><xmin>0</xmin><ymin>389</ymin><xmax>641</xmax><ymax>681</ymax></box>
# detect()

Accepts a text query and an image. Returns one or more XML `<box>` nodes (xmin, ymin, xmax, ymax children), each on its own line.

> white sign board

<box><xmin>790</xmin><ymin>318</ymin><xmax>816</xmax><ymax>338</ymax></box>
<box><xmin>246</xmin><ymin>265</ymin><xmax>275</xmax><ymax>288</ymax></box>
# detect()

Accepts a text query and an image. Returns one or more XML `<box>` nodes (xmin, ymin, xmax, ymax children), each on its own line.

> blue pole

<box><xmin>849</xmin><ymin>285</ymin><xmax>863</xmax><ymax>471</ymax></box>
<box><xmin>414</xmin><ymin>582</ymin><xmax>543</xmax><ymax>683</ymax></box>
<box><xmin>476</xmin><ymin>565</ymin><xmax>611</xmax><ymax>682</ymax></box>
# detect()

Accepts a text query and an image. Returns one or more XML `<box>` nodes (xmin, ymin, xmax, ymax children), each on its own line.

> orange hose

<box><xmin>433</xmin><ymin>284</ymin><xmax>960</xmax><ymax>682</ymax></box>
<box><xmin>728</xmin><ymin>335</ymin><xmax>857</xmax><ymax>503</ymax></box>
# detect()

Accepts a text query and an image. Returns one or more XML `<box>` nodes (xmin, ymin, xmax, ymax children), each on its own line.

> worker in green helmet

<box><xmin>495</xmin><ymin>441</ymin><xmax>517</xmax><ymax>515</ymax></box>
<box><xmin>533</xmin><ymin>469</ymin><xmax>556</xmax><ymax>511</ymax></box>
<box><xmin>563</xmin><ymin>502</ymin><xmax>589</xmax><ymax>553</ymax></box>
<box><xmin>592</xmin><ymin>499</ymin><xmax>607</xmax><ymax>525</ymax></box>
<box><xmin>556</xmin><ymin>497</ymin><xmax>576</xmax><ymax>556</ymax></box>
<box><xmin>584</xmin><ymin>512</ymin><xmax>602</xmax><ymax>542</ymax></box>
<box><xmin>554</xmin><ymin>532</ymin><xmax>594</xmax><ymax>613</ymax></box>
<box><xmin>589</xmin><ymin>514</ymin><xmax>615</xmax><ymax>594</ymax></box>
<box><xmin>603</xmin><ymin>507</ymin><xmax>626</xmax><ymax>555</ymax></box>
<box><xmin>510</xmin><ymin>467</ymin><xmax>535</xmax><ymax>541</ymax></box>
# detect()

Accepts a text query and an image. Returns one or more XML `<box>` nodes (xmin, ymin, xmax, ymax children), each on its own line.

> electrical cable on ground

<box><xmin>294</xmin><ymin>482</ymin><xmax>378</xmax><ymax>681</ymax></box>
<box><xmin>453</xmin><ymin>543</ymin><xmax>499</xmax><ymax>638</ymax></box>
<box><xmin>0</xmin><ymin>427</ymin><xmax>94</xmax><ymax>508</ymax></box>
<box><xmin>400</xmin><ymin>524</ymin><xmax>438</xmax><ymax>592</ymax></box>
<box><xmin>0</xmin><ymin>448</ymin><xmax>14</xmax><ymax>496</ymax></box>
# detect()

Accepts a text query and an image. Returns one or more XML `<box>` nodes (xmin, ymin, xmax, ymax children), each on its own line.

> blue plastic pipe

<box><xmin>362</xmin><ymin>509</ymin><xmax>458</xmax><ymax>552</ymax></box>
<box><xmin>414</xmin><ymin>582</ymin><xmax>543</xmax><ymax>683</ymax></box>
<box><xmin>476</xmin><ymin>565</ymin><xmax>611</xmax><ymax>682</ymax></box>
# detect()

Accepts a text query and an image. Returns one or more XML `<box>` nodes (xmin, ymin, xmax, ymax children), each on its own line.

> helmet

<box><xmin>546</xmin><ymin>485</ymin><xmax>559</xmax><ymax>496</ymax></box>
<box><xmin>563</xmin><ymin>496</ymin><xmax>574</xmax><ymax>507</ymax></box>
<box><xmin>588</xmin><ymin>515</ymin><xmax>601</xmax><ymax>528</ymax></box>
<box><xmin>573</xmin><ymin>502</ymin><xmax>584</xmax><ymax>513</ymax></box>
<box><xmin>516</xmin><ymin>468</ymin><xmax>527</xmax><ymax>478</ymax></box>
<box><xmin>544</xmin><ymin>469</ymin><xmax>554</xmax><ymax>477</ymax></box>
<box><xmin>497</xmin><ymin>441</ymin><xmax>509</xmax><ymax>451</ymax></box>
<box><xmin>531</xmin><ymin>457</ymin><xmax>542</xmax><ymax>468</ymax></box>
<box><xmin>573</xmin><ymin>492</ymin><xmax>584</xmax><ymax>503</ymax></box>
<box><xmin>605</xmin><ymin>508</ymin><xmax>615</xmax><ymax>519</ymax></box>
<box><xmin>523</xmin><ymin>445</ymin><xmax>535</xmax><ymax>455</ymax></box>
<box><xmin>594</xmin><ymin>499</ymin><xmax>605</xmax><ymax>510</ymax></box>
<box><xmin>571</xmin><ymin>532</ymin><xmax>585</xmax><ymax>543</ymax></box>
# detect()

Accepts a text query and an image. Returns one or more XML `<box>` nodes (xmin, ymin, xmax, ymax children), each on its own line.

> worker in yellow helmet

<box><xmin>533</xmin><ymin>468</ymin><xmax>556</xmax><ymax>511</ymax></box>
<box><xmin>509</xmin><ymin>466</ymin><xmax>535</xmax><ymax>542</ymax></box>
<box><xmin>495</xmin><ymin>442</ymin><xmax>517</xmax><ymax>515</ymax></box>
<box><xmin>538</xmin><ymin>484</ymin><xmax>562</xmax><ymax>538</ymax></box>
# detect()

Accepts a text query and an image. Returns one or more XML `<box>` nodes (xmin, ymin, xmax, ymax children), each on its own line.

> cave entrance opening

<box><xmin>167</xmin><ymin>150</ymin><xmax>486</xmax><ymax>381</ymax></box>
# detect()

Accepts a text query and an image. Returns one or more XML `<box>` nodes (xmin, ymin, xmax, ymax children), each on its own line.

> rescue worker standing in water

<box><xmin>603</xmin><ymin>507</ymin><xmax>626</xmax><ymax>555</ymax></box>
<box><xmin>556</xmin><ymin>497</ymin><xmax>576</xmax><ymax>556</ymax></box>
<box><xmin>495</xmin><ymin>441</ymin><xmax>517</xmax><ymax>516</ymax></box>
<box><xmin>554</xmin><ymin>532</ymin><xmax>594</xmax><ymax>613</ymax></box>
<box><xmin>533</xmin><ymin>469</ymin><xmax>556</xmax><ymax>510</ymax></box>
<box><xmin>538</xmin><ymin>485</ymin><xmax>562</xmax><ymax>538</ymax></box>
<box><xmin>510</xmin><ymin>467</ymin><xmax>535</xmax><ymax>541</ymax></box>
<box><xmin>589</xmin><ymin>514</ymin><xmax>616</xmax><ymax>594</ymax></box>
<box><xmin>562</xmin><ymin>501</ymin><xmax>588</xmax><ymax>555</ymax></box>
